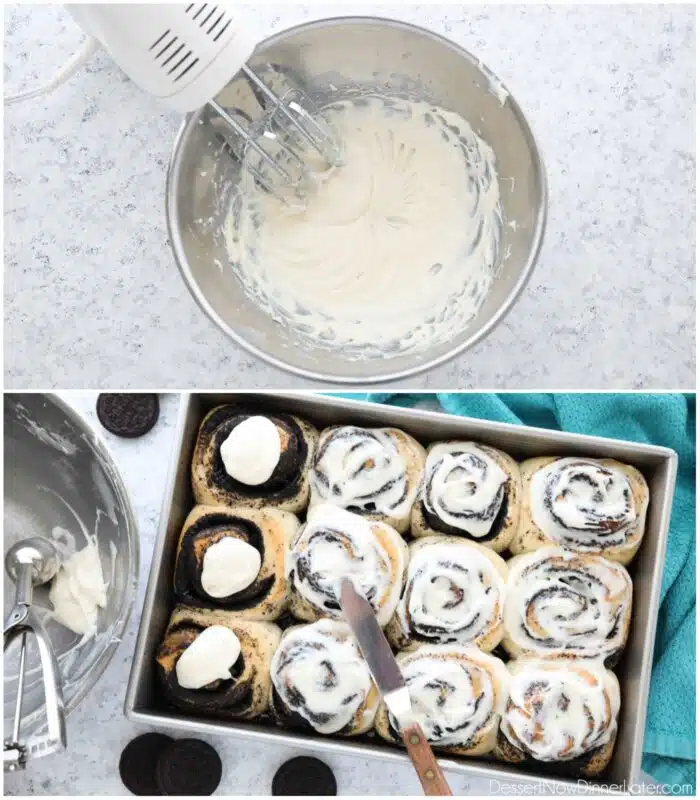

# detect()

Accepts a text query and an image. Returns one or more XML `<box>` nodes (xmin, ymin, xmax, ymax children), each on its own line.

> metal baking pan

<box><xmin>125</xmin><ymin>393</ymin><xmax>678</xmax><ymax>793</ymax></box>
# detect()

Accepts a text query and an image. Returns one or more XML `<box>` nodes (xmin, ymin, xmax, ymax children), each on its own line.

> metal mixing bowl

<box><xmin>3</xmin><ymin>394</ymin><xmax>138</xmax><ymax>746</ymax></box>
<box><xmin>167</xmin><ymin>17</ymin><xmax>547</xmax><ymax>383</ymax></box>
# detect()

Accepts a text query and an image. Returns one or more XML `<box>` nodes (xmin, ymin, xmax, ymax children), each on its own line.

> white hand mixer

<box><xmin>6</xmin><ymin>3</ymin><xmax>342</xmax><ymax>196</ymax></box>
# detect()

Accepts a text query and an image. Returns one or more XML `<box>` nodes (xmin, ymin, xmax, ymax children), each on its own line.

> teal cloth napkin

<box><xmin>335</xmin><ymin>392</ymin><xmax>696</xmax><ymax>793</ymax></box>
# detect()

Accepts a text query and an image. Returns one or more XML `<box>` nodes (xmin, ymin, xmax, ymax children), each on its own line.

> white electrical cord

<box><xmin>4</xmin><ymin>36</ymin><xmax>101</xmax><ymax>104</ymax></box>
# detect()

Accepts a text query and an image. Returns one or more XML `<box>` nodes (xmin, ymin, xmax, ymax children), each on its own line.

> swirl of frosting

<box><xmin>421</xmin><ymin>443</ymin><xmax>508</xmax><ymax>538</ymax></box>
<box><xmin>504</xmin><ymin>548</ymin><xmax>632</xmax><ymax>662</ymax></box>
<box><xmin>311</xmin><ymin>426</ymin><xmax>414</xmax><ymax>518</ymax></box>
<box><xmin>500</xmin><ymin>661</ymin><xmax>620</xmax><ymax>762</ymax></box>
<box><xmin>531</xmin><ymin>458</ymin><xmax>642</xmax><ymax>552</ymax></box>
<box><xmin>288</xmin><ymin>504</ymin><xmax>405</xmax><ymax>626</ymax></box>
<box><xmin>271</xmin><ymin>620</ymin><xmax>378</xmax><ymax>735</ymax></box>
<box><xmin>395</xmin><ymin>541</ymin><xmax>505</xmax><ymax>648</ymax></box>
<box><xmin>386</xmin><ymin>646</ymin><xmax>509</xmax><ymax>751</ymax></box>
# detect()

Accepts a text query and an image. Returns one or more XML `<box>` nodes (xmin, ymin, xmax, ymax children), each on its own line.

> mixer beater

<box><xmin>6</xmin><ymin>3</ymin><xmax>343</xmax><ymax>198</ymax></box>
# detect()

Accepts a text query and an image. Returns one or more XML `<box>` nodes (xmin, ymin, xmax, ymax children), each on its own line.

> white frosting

<box><xmin>504</xmin><ymin>547</ymin><xmax>632</xmax><ymax>659</ymax></box>
<box><xmin>390</xmin><ymin>646</ymin><xmax>509</xmax><ymax>747</ymax></box>
<box><xmin>397</xmin><ymin>542</ymin><xmax>505</xmax><ymax>646</ymax></box>
<box><xmin>422</xmin><ymin>443</ymin><xmax>508</xmax><ymax>536</ymax></box>
<box><xmin>271</xmin><ymin>619</ymin><xmax>376</xmax><ymax>734</ymax></box>
<box><xmin>225</xmin><ymin>94</ymin><xmax>502</xmax><ymax>357</ymax></box>
<box><xmin>501</xmin><ymin>661</ymin><xmax>620</xmax><ymax>761</ymax></box>
<box><xmin>175</xmin><ymin>625</ymin><xmax>241</xmax><ymax>690</ymax></box>
<box><xmin>311</xmin><ymin>426</ymin><xmax>414</xmax><ymax>518</ymax></box>
<box><xmin>531</xmin><ymin>458</ymin><xmax>640</xmax><ymax>551</ymax></box>
<box><xmin>201</xmin><ymin>536</ymin><xmax>262</xmax><ymax>598</ymax></box>
<box><xmin>48</xmin><ymin>536</ymin><xmax>107</xmax><ymax>636</ymax></box>
<box><xmin>288</xmin><ymin>504</ymin><xmax>405</xmax><ymax>627</ymax></box>
<box><xmin>220</xmin><ymin>416</ymin><xmax>281</xmax><ymax>485</ymax></box>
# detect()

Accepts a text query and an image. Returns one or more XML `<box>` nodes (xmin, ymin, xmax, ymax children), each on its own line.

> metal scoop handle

<box><xmin>3</xmin><ymin>562</ymin><xmax>66</xmax><ymax>772</ymax></box>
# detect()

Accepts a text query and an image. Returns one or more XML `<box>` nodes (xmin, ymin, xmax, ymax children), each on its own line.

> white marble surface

<box><xmin>4</xmin><ymin>4</ymin><xmax>696</xmax><ymax>391</ymax></box>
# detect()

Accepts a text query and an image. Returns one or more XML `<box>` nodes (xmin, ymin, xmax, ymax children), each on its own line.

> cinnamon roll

<box><xmin>496</xmin><ymin>658</ymin><xmax>621</xmax><ymax>776</ymax></box>
<box><xmin>173</xmin><ymin>505</ymin><xmax>299</xmax><ymax>621</ymax></box>
<box><xmin>156</xmin><ymin>605</ymin><xmax>281</xmax><ymax>720</ymax></box>
<box><xmin>386</xmin><ymin>536</ymin><xmax>507</xmax><ymax>652</ymax></box>
<box><xmin>270</xmin><ymin>619</ymin><xmax>379</xmax><ymax>736</ymax></box>
<box><xmin>287</xmin><ymin>504</ymin><xmax>407</xmax><ymax>626</ymax></box>
<box><xmin>503</xmin><ymin>547</ymin><xmax>633</xmax><ymax>666</ymax></box>
<box><xmin>309</xmin><ymin>425</ymin><xmax>426</xmax><ymax>532</ymax></box>
<box><xmin>512</xmin><ymin>457</ymin><xmax>649</xmax><ymax>565</ymax></box>
<box><xmin>375</xmin><ymin>645</ymin><xmax>510</xmax><ymax>756</ymax></box>
<box><xmin>192</xmin><ymin>407</ymin><xmax>318</xmax><ymax>513</ymax></box>
<box><xmin>411</xmin><ymin>441</ymin><xmax>521</xmax><ymax>552</ymax></box>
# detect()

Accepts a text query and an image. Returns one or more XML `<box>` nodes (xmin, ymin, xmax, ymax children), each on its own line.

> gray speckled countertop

<box><xmin>4</xmin><ymin>4</ymin><xmax>696</xmax><ymax>390</ymax></box>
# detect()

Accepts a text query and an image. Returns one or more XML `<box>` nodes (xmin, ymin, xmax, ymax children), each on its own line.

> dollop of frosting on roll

<box><xmin>388</xmin><ymin>646</ymin><xmax>509</xmax><ymax>748</ymax></box>
<box><xmin>504</xmin><ymin>547</ymin><xmax>632</xmax><ymax>659</ymax></box>
<box><xmin>311</xmin><ymin>426</ymin><xmax>414</xmax><ymax>517</ymax></box>
<box><xmin>220</xmin><ymin>415</ymin><xmax>281</xmax><ymax>485</ymax></box>
<box><xmin>201</xmin><ymin>537</ymin><xmax>262</xmax><ymax>598</ymax></box>
<box><xmin>501</xmin><ymin>661</ymin><xmax>620</xmax><ymax>761</ymax></box>
<box><xmin>288</xmin><ymin>504</ymin><xmax>405</xmax><ymax>626</ymax></box>
<box><xmin>422</xmin><ymin>443</ymin><xmax>508</xmax><ymax>536</ymax></box>
<box><xmin>271</xmin><ymin>620</ymin><xmax>377</xmax><ymax>734</ymax></box>
<box><xmin>396</xmin><ymin>542</ymin><xmax>505</xmax><ymax>647</ymax></box>
<box><xmin>175</xmin><ymin>625</ymin><xmax>241</xmax><ymax>690</ymax></box>
<box><xmin>530</xmin><ymin>458</ymin><xmax>641</xmax><ymax>552</ymax></box>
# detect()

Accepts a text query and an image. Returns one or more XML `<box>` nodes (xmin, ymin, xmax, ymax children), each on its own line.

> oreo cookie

<box><xmin>272</xmin><ymin>756</ymin><xmax>337</xmax><ymax>796</ymax></box>
<box><xmin>97</xmin><ymin>393</ymin><xmax>159</xmax><ymax>438</ymax></box>
<box><xmin>119</xmin><ymin>732</ymin><xmax>173</xmax><ymax>796</ymax></box>
<box><xmin>156</xmin><ymin>738</ymin><xmax>222</xmax><ymax>796</ymax></box>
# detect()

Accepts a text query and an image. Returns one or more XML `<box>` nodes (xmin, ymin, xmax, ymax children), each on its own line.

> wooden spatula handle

<box><xmin>401</xmin><ymin>722</ymin><xmax>453</xmax><ymax>796</ymax></box>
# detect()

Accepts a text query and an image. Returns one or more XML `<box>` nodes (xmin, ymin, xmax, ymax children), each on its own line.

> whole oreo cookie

<box><xmin>272</xmin><ymin>756</ymin><xmax>337</xmax><ymax>796</ymax></box>
<box><xmin>97</xmin><ymin>393</ymin><xmax>160</xmax><ymax>438</ymax></box>
<box><xmin>119</xmin><ymin>732</ymin><xmax>173</xmax><ymax>796</ymax></box>
<box><xmin>156</xmin><ymin>738</ymin><xmax>222</xmax><ymax>796</ymax></box>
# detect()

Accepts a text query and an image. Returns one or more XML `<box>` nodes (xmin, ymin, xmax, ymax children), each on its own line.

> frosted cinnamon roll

<box><xmin>287</xmin><ymin>504</ymin><xmax>407</xmax><ymax>626</ymax></box>
<box><xmin>270</xmin><ymin>619</ymin><xmax>379</xmax><ymax>736</ymax></box>
<box><xmin>512</xmin><ymin>457</ymin><xmax>649</xmax><ymax>565</ymax></box>
<box><xmin>375</xmin><ymin>645</ymin><xmax>509</xmax><ymax>756</ymax></box>
<box><xmin>496</xmin><ymin>658</ymin><xmax>621</xmax><ymax>776</ymax></box>
<box><xmin>173</xmin><ymin>505</ymin><xmax>299</xmax><ymax>621</ymax></box>
<box><xmin>386</xmin><ymin>536</ymin><xmax>507</xmax><ymax>652</ymax></box>
<box><xmin>192</xmin><ymin>407</ymin><xmax>318</xmax><ymax>513</ymax></box>
<box><xmin>309</xmin><ymin>425</ymin><xmax>426</xmax><ymax>532</ymax></box>
<box><xmin>503</xmin><ymin>548</ymin><xmax>633</xmax><ymax>666</ymax></box>
<box><xmin>156</xmin><ymin>605</ymin><xmax>281</xmax><ymax>720</ymax></box>
<box><xmin>411</xmin><ymin>442</ymin><xmax>521</xmax><ymax>552</ymax></box>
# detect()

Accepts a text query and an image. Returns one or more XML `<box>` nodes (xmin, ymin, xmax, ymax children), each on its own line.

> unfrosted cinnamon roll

<box><xmin>386</xmin><ymin>536</ymin><xmax>507</xmax><ymax>652</ymax></box>
<box><xmin>287</xmin><ymin>504</ymin><xmax>407</xmax><ymax>626</ymax></box>
<box><xmin>375</xmin><ymin>645</ymin><xmax>509</xmax><ymax>756</ymax></box>
<box><xmin>512</xmin><ymin>457</ymin><xmax>649</xmax><ymax>565</ymax></box>
<box><xmin>309</xmin><ymin>425</ymin><xmax>426</xmax><ymax>532</ymax></box>
<box><xmin>411</xmin><ymin>441</ymin><xmax>521</xmax><ymax>552</ymax></box>
<box><xmin>173</xmin><ymin>505</ymin><xmax>299</xmax><ymax>621</ymax></box>
<box><xmin>192</xmin><ymin>407</ymin><xmax>318</xmax><ymax>513</ymax></box>
<box><xmin>270</xmin><ymin>619</ymin><xmax>379</xmax><ymax>736</ymax></box>
<box><xmin>503</xmin><ymin>547</ymin><xmax>633</xmax><ymax>665</ymax></box>
<box><xmin>496</xmin><ymin>658</ymin><xmax>621</xmax><ymax>776</ymax></box>
<box><xmin>156</xmin><ymin>605</ymin><xmax>281</xmax><ymax>720</ymax></box>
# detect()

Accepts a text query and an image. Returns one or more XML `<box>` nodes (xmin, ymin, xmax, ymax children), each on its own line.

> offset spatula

<box><xmin>339</xmin><ymin>579</ymin><xmax>453</xmax><ymax>796</ymax></box>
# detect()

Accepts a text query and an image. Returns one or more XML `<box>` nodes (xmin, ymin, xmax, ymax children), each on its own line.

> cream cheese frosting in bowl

<box><xmin>167</xmin><ymin>17</ymin><xmax>546</xmax><ymax>382</ymax></box>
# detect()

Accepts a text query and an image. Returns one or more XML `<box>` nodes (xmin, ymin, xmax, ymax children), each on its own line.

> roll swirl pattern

<box><xmin>503</xmin><ymin>547</ymin><xmax>632</xmax><ymax>664</ymax></box>
<box><xmin>499</xmin><ymin>659</ymin><xmax>620</xmax><ymax>771</ymax></box>
<box><xmin>387</xmin><ymin>537</ymin><xmax>506</xmax><ymax>651</ymax></box>
<box><xmin>288</xmin><ymin>505</ymin><xmax>407</xmax><ymax>626</ymax></box>
<box><xmin>309</xmin><ymin>425</ymin><xmax>425</xmax><ymax>531</ymax></box>
<box><xmin>270</xmin><ymin>620</ymin><xmax>379</xmax><ymax>735</ymax></box>
<box><xmin>515</xmin><ymin>457</ymin><xmax>649</xmax><ymax>565</ymax></box>
<box><xmin>375</xmin><ymin>645</ymin><xmax>509</xmax><ymax>756</ymax></box>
